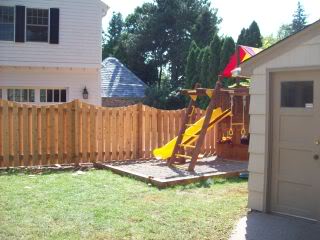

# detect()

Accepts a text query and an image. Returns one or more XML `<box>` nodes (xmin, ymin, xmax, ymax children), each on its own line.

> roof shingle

<box><xmin>101</xmin><ymin>57</ymin><xmax>147</xmax><ymax>98</ymax></box>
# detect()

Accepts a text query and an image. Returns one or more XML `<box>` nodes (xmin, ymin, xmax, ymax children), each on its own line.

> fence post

<box><xmin>137</xmin><ymin>103</ymin><xmax>143</xmax><ymax>159</ymax></box>
<box><xmin>74</xmin><ymin>100</ymin><xmax>80</xmax><ymax>166</ymax></box>
<box><xmin>1</xmin><ymin>100</ymin><xmax>9</xmax><ymax>167</ymax></box>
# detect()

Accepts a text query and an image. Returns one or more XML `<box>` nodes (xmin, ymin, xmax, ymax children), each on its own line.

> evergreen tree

<box><xmin>277</xmin><ymin>2</ymin><xmax>308</xmax><ymax>40</ymax></box>
<box><xmin>185</xmin><ymin>41</ymin><xmax>199</xmax><ymax>88</ymax></box>
<box><xmin>102</xmin><ymin>12</ymin><xmax>124</xmax><ymax>60</ymax></box>
<box><xmin>291</xmin><ymin>1</ymin><xmax>307</xmax><ymax>33</ymax></box>
<box><xmin>237</xmin><ymin>28</ymin><xmax>248</xmax><ymax>45</ymax></box>
<box><xmin>247</xmin><ymin>21</ymin><xmax>262</xmax><ymax>48</ymax></box>
<box><xmin>237</xmin><ymin>21</ymin><xmax>262</xmax><ymax>48</ymax></box>
<box><xmin>195</xmin><ymin>48</ymin><xmax>205</xmax><ymax>86</ymax></box>
<box><xmin>220</xmin><ymin>37</ymin><xmax>235</xmax><ymax>72</ymax></box>
<box><xmin>277</xmin><ymin>24</ymin><xmax>292</xmax><ymax>40</ymax></box>
<box><xmin>192</xmin><ymin>9</ymin><xmax>220</xmax><ymax>48</ymax></box>
<box><xmin>200</xmin><ymin>47</ymin><xmax>211</xmax><ymax>88</ymax></box>
<box><xmin>208</xmin><ymin>34</ymin><xmax>222</xmax><ymax>87</ymax></box>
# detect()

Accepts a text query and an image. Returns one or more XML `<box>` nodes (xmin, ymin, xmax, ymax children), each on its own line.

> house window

<box><xmin>40</xmin><ymin>89</ymin><xmax>67</xmax><ymax>103</ymax></box>
<box><xmin>0</xmin><ymin>6</ymin><xmax>14</xmax><ymax>41</ymax></box>
<box><xmin>7</xmin><ymin>89</ymin><xmax>35</xmax><ymax>102</ymax></box>
<box><xmin>281</xmin><ymin>81</ymin><xmax>313</xmax><ymax>108</ymax></box>
<box><xmin>26</xmin><ymin>8</ymin><xmax>48</xmax><ymax>42</ymax></box>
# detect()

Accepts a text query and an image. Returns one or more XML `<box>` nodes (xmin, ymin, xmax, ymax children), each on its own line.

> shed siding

<box><xmin>249</xmin><ymin>115</ymin><xmax>265</xmax><ymax>135</ymax></box>
<box><xmin>0</xmin><ymin>67</ymin><xmax>100</xmax><ymax>105</ymax></box>
<box><xmin>249</xmin><ymin>95</ymin><xmax>266</xmax><ymax>115</ymax></box>
<box><xmin>0</xmin><ymin>0</ymin><xmax>103</xmax><ymax>68</ymax></box>
<box><xmin>248</xmin><ymin>190</ymin><xmax>264</xmax><ymax>211</ymax></box>
<box><xmin>248</xmin><ymin>153</ymin><xmax>265</xmax><ymax>173</ymax></box>
<box><xmin>248</xmin><ymin>33</ymin><xmax>320</xmax><ymax>212</ymax></box>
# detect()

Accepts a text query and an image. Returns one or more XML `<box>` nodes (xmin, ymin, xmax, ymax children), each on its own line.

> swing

<box><xmin>218</xmin><ymin>95</ymin><xmax>234</xmax><ymax>144</ymax></box>
<box><xmin>240</xmin><ymin>96</ymin><xmax>250</xmax><ymax>145</ymax></box>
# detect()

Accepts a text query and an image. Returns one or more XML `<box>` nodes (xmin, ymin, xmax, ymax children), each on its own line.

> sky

<box><xmin>102</xmin><ymin>0</ymin><xmax>320</xmax><ymax>40</ymax></box>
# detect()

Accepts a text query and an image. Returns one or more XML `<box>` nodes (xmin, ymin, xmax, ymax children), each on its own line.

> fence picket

<box><xmin>132</xmin><ymin>105</ymin><xmax>139</xmax><ymax>159</ymax></box>
<box><xmin>82</xmin><ymin>103</ymin><xmax>88</xmax><ymax>162</ymax></box>
<box><xmin>41</xmin><ymin>107</ymin><xmax>47</xmax><ymax>165</ymax></box>
<box><xmin>118</xmin><ymin>108</ymin><xmax>124</xmax><ymax>160</ymax></box>
<box><xmin>104</xmin><ymin>108</ymin><xmax>110</xmax><ymax>161</ymax></box>
<box><xmin>49</xmin><ymin>105</ymin><xmax>55</xmax><ymax>164</ymax></box>
<box><xmin>89</xmin><ymin>105</ymin><xmax>96</xmax><ymax>162</ymax></box>
<box><xmin>111</xmin><ymin>109</ymin><xmax>117</xmax><ymax>160</ymax></box>
<box><xmin>22</xmin><ymin>105</ymin><xmax>30</xmax><ymax>166</ymax></box>
<box><xmin>97</xmin><ymin>106</ymin><xmax>103</xmax><ymax>162</ymax></box>
<box><xmin>58</xmin><ymin>104</ymin><xmax>64</xmax><ymax>164</ymax></box>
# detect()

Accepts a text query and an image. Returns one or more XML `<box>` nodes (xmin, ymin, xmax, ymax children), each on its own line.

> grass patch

<box><xmin>0</xmin><ymin>170</ymin><xmax>248</xmax><ymax>240</ymax></box>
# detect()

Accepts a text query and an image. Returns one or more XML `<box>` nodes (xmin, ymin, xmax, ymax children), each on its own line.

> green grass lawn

<box><xmin>0</xmin><ymin>169</ymin><xmax>248</xmax><ymax>240</ymax></box>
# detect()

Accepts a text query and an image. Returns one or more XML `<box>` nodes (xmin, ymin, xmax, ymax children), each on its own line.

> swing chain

<box><xmin>241</xmin><ymin>96</ymin><xmax>246</xmax><ymax>136</ymax></box>
<box><xmin>228</xmin><ymin>95</ymin><xmax>234</xmax><ymax>136</ymax></box>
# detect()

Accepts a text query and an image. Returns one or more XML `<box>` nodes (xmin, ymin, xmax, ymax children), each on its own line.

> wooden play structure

<box><xmin>153</xmin><ymin>81</ymin><xmax>250</xmax><ymax>171</ymax></box>
<box><xmin>153</xmin><ymin>45</ymin><xmax>261</xmax><ymax>171</ymax></box>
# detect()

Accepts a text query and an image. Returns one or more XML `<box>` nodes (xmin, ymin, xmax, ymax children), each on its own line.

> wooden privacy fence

<box><xmin>0</xmin><ymin>100</ymin><xmax>216</xmax><ymax>168</ymax></box>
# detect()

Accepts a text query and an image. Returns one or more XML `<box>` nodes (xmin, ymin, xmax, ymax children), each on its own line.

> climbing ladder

<box><xmin>168</xmin><ymin>81</ymin><xmax>223</xmax><ymax>171</ymax></box>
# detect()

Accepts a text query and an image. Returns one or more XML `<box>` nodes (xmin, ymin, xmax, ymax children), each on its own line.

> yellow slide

<box><xmin>153</xmin><ymin>108</ymin><xmax>232</xmax><ymax>160</ymax></box>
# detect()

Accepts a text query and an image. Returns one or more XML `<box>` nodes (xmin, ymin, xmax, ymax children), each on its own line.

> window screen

<box><xmin>281</xmin><ymin>81</ymin><xmax>313</xmax><ymax>108</ymax></box>
<box><xmin>40</xmin><ymin>89</ymin><xmax>67</xmax><ymax>103</ymax></box>
<box><xmin>26</xmin><ymin>8</ymin><xmax>49</xmax><ymax>42</ymax></box>
<box><xmin>7</xmin><ymin>89</ymin><xmax>35</xmax><ymax>102</ymax></box>
<box><xmin>0</xmin><ymin>6</ymin><xmax>14</xmax><ymax>41</ymax></box>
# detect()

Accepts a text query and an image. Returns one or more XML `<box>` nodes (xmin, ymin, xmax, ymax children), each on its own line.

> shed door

<box><xmin>271</xmin><ymin>70</ymin><xmax>320</xmax><ymax>221</ymax></box>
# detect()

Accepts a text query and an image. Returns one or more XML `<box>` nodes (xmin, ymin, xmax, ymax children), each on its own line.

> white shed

<box><xmin>241</xmin><ymin>20</ymin><xmax>320</xmax><ymax>221</ymax></box>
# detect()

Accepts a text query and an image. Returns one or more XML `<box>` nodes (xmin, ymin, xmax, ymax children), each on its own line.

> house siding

<box><xmin>0</xmin><ymin>67</ymin><xmax>100</xmax><ymax>105</ymax></box>
<box><xmin>0</xmin><ymin>0</ymin><xmax>103</xmax><ymax>68</ymax></box>
<box><xmin>248</xmin><ymin>33</ymin><xmax>320</xmax><ymax>212</ymax></box>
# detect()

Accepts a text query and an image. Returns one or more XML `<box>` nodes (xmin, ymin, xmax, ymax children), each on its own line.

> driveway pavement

<box><xmin>230</xmin><ymin>211</ymin><xmax>320</xmax><ymax>240</ymax></box>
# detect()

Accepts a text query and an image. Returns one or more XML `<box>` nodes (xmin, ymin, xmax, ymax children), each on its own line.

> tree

<box><xmin>102</xmin><ymin>0</ymin><xmax>223</xmax><ymax>108</ymax></box>
<box><xmin>208</xmin><ymin>34</ymin><xmax>222</xmax><ymax>86</ymax></box>
<box><xmin>247</xmin><ymin>21</ymin><xmax>262</xmax><ymax>48</ymax></box>
<box><xmin>102</xmin><ymin>12</ymin><xmax>124</xmax><ymax>60</ymax></box>
<box><xmin>124</xmin><ymin>0</ymin><xmax>220</xmax><ymax>87</ymax></box>
<box><xmin>262</xmin><ymin>34</ymin><xmax>278</xmax><ymax>49</ymax></box>
<box><xmin>219</xmin><ymin>36</ymin><xmax>235</xmax><ymax>87</ymax></box>
<box><xmin>277</xmin><ymin>24</ymin><xmax>292</xmax><ymax>40</ymax></box>
<box><xmin>185</xmin><ymin>41</ymin><xmax>199</xmax><ymax>88</ymax></box>
<box><xmin>199</xmin><ymin>47</ymin><xmax>211</xmax><ymax>88</ymax></box>
<box><xmin>192</xmin><ymin>8</ymin><xmax>220</xmax><ymax>48</ymax></box>
<box><xmin>237</xmin><ymin>21</ymin><xmax>262</xmax><ymax>48</ymax></box>
<box><xmin>291</xmin><ymin>1</ymin><xmax>307</xmax><ymax>33</ymax></box>
<box><xmin>276</xmin><ymin>2</ymin><xmax>308</xmax><ymax>41</ymax></box>
<box><xmin>220</xmin><ymin>37</ymin><xmax>235</xmax><ymax>72</ymax></box>
<box><xmin>237</xmin><ymin>28</ymin><xmax>248</xmax><ymax>45</ymax></box>
<box><xmin>195</xmin><ymin>48</ymin><xmax>205</xmax><ymax>85</ymax></box>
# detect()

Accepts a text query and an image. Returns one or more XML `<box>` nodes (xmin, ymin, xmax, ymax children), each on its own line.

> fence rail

<box><xmin>0</xmin><ymin>100</ymin><xmax>216</xmax><ymax>168</ymax></box>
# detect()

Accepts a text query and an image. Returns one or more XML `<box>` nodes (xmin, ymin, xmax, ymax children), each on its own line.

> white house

<box><xmin>0</xmin><ymin>0</ymin><xmax>109</xmax><ymax>105</ymax></box>
<box><xmin>241</xmin><ymin>20</ymin><xmax>320</xmax><ymax>221</ymax></box>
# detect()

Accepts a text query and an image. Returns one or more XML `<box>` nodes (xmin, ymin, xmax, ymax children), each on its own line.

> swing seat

<box><xmin>217</xmin><ymin>136</ymin><xmax>233</xmax><ymax>144</ymax></box>
<box><xmin>240</xmin><ymin>134</ymin><xmax>250</xmax><ymax>145</ymax></box>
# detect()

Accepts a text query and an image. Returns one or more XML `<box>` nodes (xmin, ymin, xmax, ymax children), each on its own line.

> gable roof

<box><xmin>241</xmin><ymin>19</ymin><xmax>320</xmax><ymax>75</ymax></box>
<box><xmin>100</xmin><ymin>0</ymin><xmax>110</xmax><ymax>17</ymax></box>
<box><xmin>101</xmin><ymin>57</ymin><xmax>148</xmax><ymax>98</ymax></box>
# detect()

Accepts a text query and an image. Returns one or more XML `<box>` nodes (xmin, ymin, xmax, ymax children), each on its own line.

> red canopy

<box><xmin>220</xmin><ymin>45</ymin><xmax>262</xmax><ymax>78</ymax></box>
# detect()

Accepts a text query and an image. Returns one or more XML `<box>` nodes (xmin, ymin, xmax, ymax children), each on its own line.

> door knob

<box><xmin>315</xmin><ymin>140</ymin><xmax>320</xmax><ymax>145</ymax></box>
<box><xmin>313</xmin><ymin>154</ymin><xmax>319</xmax><ymax>160</ymax></box>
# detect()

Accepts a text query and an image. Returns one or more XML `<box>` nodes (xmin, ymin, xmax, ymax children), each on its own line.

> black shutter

<box><xmin>15</xmin><ymin>5</ymin><xmax>25</xmax><ymax>42</ymax></box>
<box><xmin>50</xmin><ymin>8</ymin><xmax>60</xmax><ymax>44</ymax></box>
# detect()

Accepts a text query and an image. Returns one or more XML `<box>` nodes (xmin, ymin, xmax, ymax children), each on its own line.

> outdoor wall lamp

<box><xmin>82</xmin><ymin>87</ymin><xmax>89</xmax><ymax>99</ymax></box>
